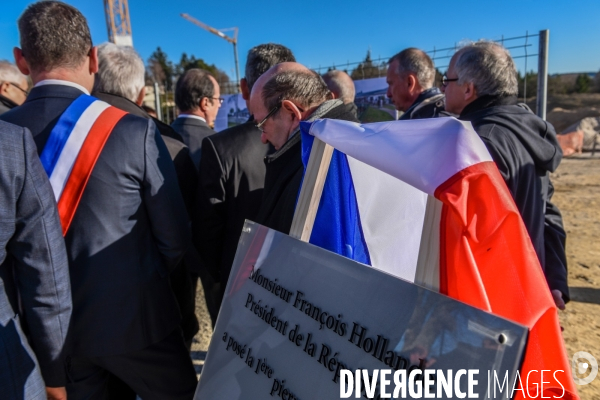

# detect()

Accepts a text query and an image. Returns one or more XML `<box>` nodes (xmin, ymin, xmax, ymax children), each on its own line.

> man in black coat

<box><xmin>172</xmin><ymin>69</ymin><xmax>221</xmax><ymax>171</ymax></box>
<box><xmin>92</xmin><ymin>42</ymin><xmax>199</xmax><ymax>349</ymax></box>
<box><xmin>195</xmin><ymin>44</ymin><xmax>295</xmax><ymax>322</ymax></box>
<box><xmin>386</xmin><ymin>48</ymin><xmax>447</xmax><ymax>120</ymax></box>
<box><xmin>250</xmin><ymin>63</ymin><xmax>360</xmax><ymax>234</ymax></box>
<box><xmin>442</xmin><ymin>40</ymin><xmax>569</xmax><ymax>309</ymax></box>
<box><xmin>1</xmin><ymin>3</ymin><xmax>197</xmax><ymax>398</ymax></box>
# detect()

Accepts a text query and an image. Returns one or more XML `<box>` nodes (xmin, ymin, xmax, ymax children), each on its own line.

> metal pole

<box><xmin>536</xmin><ymin>29</ymin><xmax>549</xmax><ymax>120</ymax></box>
<box><xmin>153</xmin><ymin>82</ymin><xmax>162</xmax><ymax>121</ymax></box>
<box><xmin>233</xmin><ymin>41</ymin><xmax>241</xmax><ymax>93</ymax></box>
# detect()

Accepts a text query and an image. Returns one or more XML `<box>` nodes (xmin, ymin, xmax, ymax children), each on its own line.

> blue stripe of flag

<box><xmin>300</xmin><ymin>122</ymin><xmax>371</xmax><ymax>265</ymax></box>
<box><xmin>39</xmin><ymin>95</ymin><xmax>96</xmax><ymax>177</ymax></box>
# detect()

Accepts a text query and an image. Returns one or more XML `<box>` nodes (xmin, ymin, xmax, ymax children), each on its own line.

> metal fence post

<box><xmin>536</xmin><ymin>29</ymin><xmax>549</xmax><ymax>120</ymax></box>
<box><xmin>153</xmin><ymin>81</ymin><xmax>162</xmax><ymax>121</ymax></box>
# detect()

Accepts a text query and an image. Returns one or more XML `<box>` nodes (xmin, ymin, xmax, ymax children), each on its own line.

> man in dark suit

<box><xmin>0</xmin><ymin>120</ymin><xmax>72</xmax><ymax>400</ymax></box>
<box><xmin>1</xmin><ymin>3</ymin><xmax>197</xmax><ymax>399</ymax></box>
<box><xmin>195</xmin><ymin>44</ymin><xmax>295</xmax><ymax>323</ymax></box>
<box><xmin>171</xmin><ymin>69</ymin><xmax>221</xmax><ymax>171</ymax></box>
<box><xmin>92</xmin><ymin>42</ymin><xmax>200</xmax><ymax>350</ymax></box>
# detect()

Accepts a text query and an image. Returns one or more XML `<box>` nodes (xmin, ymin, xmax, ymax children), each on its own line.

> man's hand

<box><xmin>46</xmin><ymin>386</ymin><xmax>67</xmax><ymax>400</ymax></box>
<box><xmin>552</xmin><ymin>289</ymin><xmax>566</xmax><ymax>310</ymax></box>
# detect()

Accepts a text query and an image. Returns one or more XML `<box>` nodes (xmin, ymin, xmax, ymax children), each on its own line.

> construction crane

<box><xmin>104</xmin><ymin>0</ymin><xmax>133</xmax><ymax>47</ymax></box>
<box><xmin>181</xmin><ymin>13</ymin><xmax>240</xmax><ymax>90</ymax></box>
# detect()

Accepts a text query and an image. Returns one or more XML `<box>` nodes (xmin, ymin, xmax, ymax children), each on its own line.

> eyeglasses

<box><xmin>441</xmin><ymin>74</ymin><xmax>459</xmax><ymax>87</ymax></box>
<box><xmin>2</xmin><ymin>81</ymin><xmax>29</xmax><ymax>96</ymax></box>
<box><xmin>208</xmin><ymin>97</ymin><xmax>224</xmax><ymax>104</ymax></box>
<box><xmin>255</xmin><ymin>104</ymin><xmax>281</xmax><ymax>131</ymax></box>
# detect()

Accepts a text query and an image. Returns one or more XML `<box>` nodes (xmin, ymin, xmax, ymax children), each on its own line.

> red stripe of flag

<box><xmin>435</xmin><ymin>161</ymin><xmax>578</xmax><ymax>400</ymax></box>
<box><xmin>57</xmin><ymin>106</ymin><xmax>127</xmax><ymax>236</ymax></box>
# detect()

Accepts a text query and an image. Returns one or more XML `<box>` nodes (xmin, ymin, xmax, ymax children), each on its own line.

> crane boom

<box><xmin>181</xmin><ymin>14</ymin><xmax>237</xmax><ymax>44</ymax></box>
<box><xmin>104</xmin><ymin>0</ymin><xmax>133</xmax><ymax>46</ymax></box>
<box><xmin>180</xmin><ymin>13</ymin><xmax>240</xmax><ymax>91</ymax></box>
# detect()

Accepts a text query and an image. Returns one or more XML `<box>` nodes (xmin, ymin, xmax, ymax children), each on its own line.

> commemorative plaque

<box><xmin>194</xmin><ymin>222</ymin><xmax>528</xmax><ymax>399</ymax></box>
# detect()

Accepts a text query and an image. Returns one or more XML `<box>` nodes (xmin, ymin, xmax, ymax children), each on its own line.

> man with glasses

<box><xmin>442</xmin><ymin>41</ymin><xmax>569</xmax><ymax>311</ymax></box>
<box><xmin>386</xmin><ymin>48</ymin><xmax>447</xmax><ymax>120</ymax></box>
<box><xmin>0</xmin><ymin>60</ymin><xmax>28</xmax><ymax>114</ymax></box>
<box><xmin>172</xmin><ymin>68</ymin><xmax>222</xmax><ymax>171</ymax></box>
<box><xmin>250</xmin><ymin>62</ymin><xmax>360</xmax><ymax>234</ymax></box>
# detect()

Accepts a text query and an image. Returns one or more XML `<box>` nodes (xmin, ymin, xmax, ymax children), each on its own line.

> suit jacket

<box><xmin>0</xmin><ymin>120</ymin><xmax>72</xmax><ymax>391</ymax></box>
<box><xmin>171</xmin><ymin>116</ymin><xmax>215</xmax><ymax>171</ymax></box>
<box><xmin>1</xmin><ymin>84</ymin><xmax>190</xmax><ymax>357</ymax></box>
<box><xmin>195</xmin><ymin>119</ymin><xmax>270</xmax><ymax>309</ymax></box>
<box><xmin>92</xmin><ymin>91</ymin><xmax>200</xmax><ymax>341</ymax></box>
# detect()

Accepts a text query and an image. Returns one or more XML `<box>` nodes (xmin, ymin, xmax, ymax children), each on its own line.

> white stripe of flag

<box><xmin>49</xmin><ymin>100</ymin><xmax>111</xmax><ymax>200</ymax></box>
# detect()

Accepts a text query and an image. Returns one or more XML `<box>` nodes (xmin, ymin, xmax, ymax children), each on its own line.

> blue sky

<box><xmin>1</xmin><ymin>0</ymin><xmax>598</xmax><ymax>80</ymax></box>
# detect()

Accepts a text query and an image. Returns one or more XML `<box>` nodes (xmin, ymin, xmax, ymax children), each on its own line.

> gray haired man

<box><xmin>92</xmin><ymin>42</ymin><xmax>200</xmax><ymax>349</ymax></box>
<box><xmin>386</xmin><ymin>48</ymin><xmax>446</xmax><ymax>119</ymax></box>
<box><xmin>0</xmin><ymin>60</ymin><xmax>28</xmax><ymax>114</ymax></box>
<box><xmin>442</xmin><ymin>40</ymin><xmax>569</xmax><ymax>309</ymax></box>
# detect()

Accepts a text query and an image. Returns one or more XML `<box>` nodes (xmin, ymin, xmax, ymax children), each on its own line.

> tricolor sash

<box><xmin>40</xmin><ymin>94</ymin><xmax>127</xmax><ymax>236</ymax></box>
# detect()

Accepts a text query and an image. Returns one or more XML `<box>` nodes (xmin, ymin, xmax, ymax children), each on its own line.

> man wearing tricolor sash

<box><xmin>1</xmin><ymin>2</ymin><xmax>197</xmax><ymax>399</ymax></box>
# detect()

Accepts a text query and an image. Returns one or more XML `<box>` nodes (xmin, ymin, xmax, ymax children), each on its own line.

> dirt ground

<box><xmin>191</xmin><ymin>153</ymin><xmax>600</xmax><ymax>398</ymax></box>
<box><xmin>552</xmin><ymin>154</ymin><xmax>600</xmax><ymax>399</ymax></box>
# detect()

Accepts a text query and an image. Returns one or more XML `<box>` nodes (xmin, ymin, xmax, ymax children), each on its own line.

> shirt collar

<box><xmin>34</xmin><ymin>79</ymin><xmax>90</xmax><ymax>95</ymax></box>
<box><xmin>177</xmin><ymin>114</ymin><xmax>206</xmax><ymax>123</ymax></box>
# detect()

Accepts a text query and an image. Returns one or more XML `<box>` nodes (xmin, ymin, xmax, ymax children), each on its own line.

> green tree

<box><xmin>148</xmin><ymin>47</ymin><xmax>174</xmax><ymax>90</ymax></box>
<box><xmin>574</xmin><ymin>73</ymin><xmax>592</xmax><ymax>93</ymax></box>
<box><xmin>350</xmin><ymin>50</ymin><xmax>386</xmax><ymax>80</ymax></box>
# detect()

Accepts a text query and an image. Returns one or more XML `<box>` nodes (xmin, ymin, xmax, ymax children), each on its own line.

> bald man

<box><xmin>249</xmin><ymin>62</ymin><xmax>359</xmax><ymax>234</ymax></box>
<box><xmin>322</xmin><ymin>70</ymin><xmax>358</xmax><ymax>119</ymax></box>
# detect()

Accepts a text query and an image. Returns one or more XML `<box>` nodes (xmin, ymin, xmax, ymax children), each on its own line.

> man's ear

<box><xmin>0</xmin><ymin>82</ymin><xmax>9</xmax><ymax>96</ymax></box>
<box><xmin>240</xmin><ymin>78</ymin><xmax>250</xmax><ymax>101</ymax></box>
<box><xmin>198</xmin><ymin>97</ymin><xmax>209</xmax><ymax>112</ymax></box>
<box><xmin>281</xmin><ymin>99</ymin><xmax>302</xmax><ymax>122</ymax></box>
<box><xmin>406</xmin><ymin>74</ymin><xmax>417</xmax><ymax>92</ymax></box>
<box><xmin>88</xmin><ymin>46</ymin><xmax>99</xmax><ymax>74</ymax></box>
<box><xmin>136</xmin><ymin>86</ymin><xmax>146</xmax><ymax>106</ymax></box>
<box><xmin>13</xmin><ymin>48</ymin><xmax>30</xmax><ymax>76</ymax></box>
<box><xmin>464</xmin><ymin>82</ymin><xmax>477</xmax><ymax>102</ymax></box>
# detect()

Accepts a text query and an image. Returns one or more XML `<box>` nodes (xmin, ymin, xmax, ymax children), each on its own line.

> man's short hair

<box><xmin>18</xmin><ymin>1</ymin><xmax>92</xmax><ymax>72</ymax></box>
<box><xmin>262</xmin><ymin>70</ymin><xmax>331</xmax><ymax>111</ymax></box>
<box><xmin>175</xmin><ymin>69</ymin><xmax>216</xmax><ymax>112</ymax></box>
<box><xmin>94</xmin><ymin>43</ymin><xmax>145</xmax><ymax>103</ymax></box>
<box><xmin>322</xmin><ymin>70</ymin><xmax>355</xmax><ymax>104</ymax></box>
<box><xmin>245</xmin><ymin>44</ymin><xmax>296</xmax><ymax>92</ymax></box>
<box><xmin>0</xmin><ymin>60</ymin><xmax>26</xmax><ymax>84</ymax></box>
<box><xmin>453</xmin><ymin>41</ymin><xmax>518</xmax><ymax>97</ymax></box>
<box><xmin>388</xmin><ymin>48</ymin><xmax>435</xmax><ymax>89</ymax></box>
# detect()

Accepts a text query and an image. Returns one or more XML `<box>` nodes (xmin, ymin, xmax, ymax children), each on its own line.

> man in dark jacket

<box><xmin>1</xmin><ymin>3</ymin><xmax>197</xmax><ymax>398</ymax></box>
<box><xmin>195</xmin><ymin>44</ymin><xmax>295</xmax><ymax>323</ymax></box>
<box><xmin>250</xmin><ymin>62</ymin><xmax>360</xmax><ymax>234</ymax></box>
<box><xmin>172</xmin><ymin>69</ymin><xmax>221</xmax><ymax>171</ymax></box>
<box><xmin>386</xmin><ymin>48</ymin><xmax>446</xmax><ymax>120</ymax></box>
<box><xmin>442</xmin><ymin>40</ymin><xmax>569</xmax><ymax>308</ymax></box>
<box><xmin>92</xmin><ymin>42</ymin><xmax>199</xmax><ymax>348</ymax></box>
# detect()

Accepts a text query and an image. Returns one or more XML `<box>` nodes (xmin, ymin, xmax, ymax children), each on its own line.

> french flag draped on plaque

<box><xmin>39</xmin><ymin>95</ymin><xmax>127</xmax><ymax>235</ymax></box>
<box><xmin>300</xmin><ymin>118</ymin><xmax>578</xmax><ymax>400</ymax></box>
